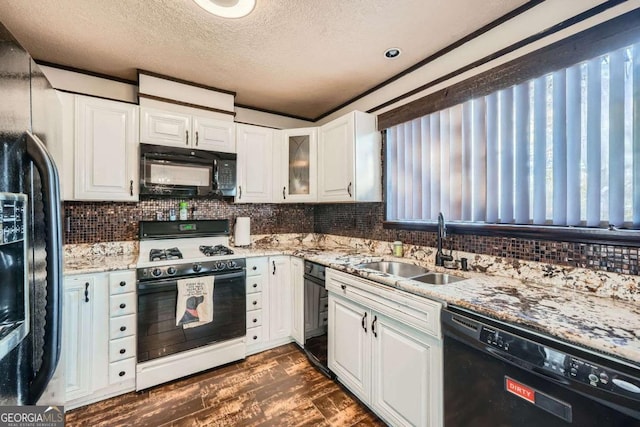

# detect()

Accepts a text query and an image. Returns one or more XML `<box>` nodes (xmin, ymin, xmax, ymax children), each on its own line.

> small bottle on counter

<box><xmin>169</xmin><ymin>208</ymin><xmax>177</xmax><ymax>221</ymax></box>
<box><xmin>179</xmin><ymin>202</ymin><xmax>188</xmax><ymax>220</ymax></box>
<box><xmin>393</xmin><ymin>241</ymin><xmax>404</xmax><ymax>257</ymax></box>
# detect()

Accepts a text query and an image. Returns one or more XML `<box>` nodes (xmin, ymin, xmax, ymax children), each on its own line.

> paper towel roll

<box><xmin>234</xmin><ymin>217</ymin><xmax>251</xmax><ymax>246</ymax></box>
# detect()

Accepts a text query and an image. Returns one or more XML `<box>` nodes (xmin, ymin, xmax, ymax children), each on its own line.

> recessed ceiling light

<box><xmin>193</xmin><ymin>0</ymin><xmax>256</xmax><ymax>18</ymax></box>
<box><xmin>384</xmin><ymin>48</ymin><xmax>402</xmax><ymax>59</ymax></box>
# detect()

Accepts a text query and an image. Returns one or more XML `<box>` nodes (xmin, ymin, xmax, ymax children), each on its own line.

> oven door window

<box><xmin>137</xmin><ymin>273</ymin><xmax>245</xmax><ymax>363</ymax></box>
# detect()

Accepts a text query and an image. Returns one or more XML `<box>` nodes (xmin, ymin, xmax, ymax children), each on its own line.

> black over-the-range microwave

<box><xmin>139</xmin><ymin>143</ymin><xmax>237</xmax><ymax>197</ymax></box>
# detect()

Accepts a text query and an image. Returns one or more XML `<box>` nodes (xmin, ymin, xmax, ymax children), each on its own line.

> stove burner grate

<box><xmin>149</xmin><ymin>247</ymin><xmax>183</xmax><ymax>262</ymax></box>
<box><xmin>199</xmin><ymin>244</ymin><xmax>234</xmax><ymax>257</ymax></box>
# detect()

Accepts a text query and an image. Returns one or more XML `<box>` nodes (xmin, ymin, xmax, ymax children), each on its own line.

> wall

<box><xmin>315</xmin><ymin>203</ymin><xmax>640</xmax><ymax>276</ymax></box>
<box><xmin>63</xmin><ymin>199</ymin><xmax>313</xmax><ymax>244</ymax></box>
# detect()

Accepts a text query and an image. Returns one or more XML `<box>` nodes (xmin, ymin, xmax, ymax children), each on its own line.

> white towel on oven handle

<box><xmin>176</xmin><ymin>276</ymin><xmax>215</xmax><ymax>329</ymax></box>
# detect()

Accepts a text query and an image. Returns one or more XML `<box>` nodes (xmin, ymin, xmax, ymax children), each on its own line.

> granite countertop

<box><xmin>63</xmin><ymin>234</ymin><xmax>640</xmax><ymax>366</ymax></box>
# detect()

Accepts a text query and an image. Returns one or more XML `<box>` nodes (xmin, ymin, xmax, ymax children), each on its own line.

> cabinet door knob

<box><xmin>120</xmin><ymin>326</ymin><xmax>127</xmax><ymax>332</ymax></box>
<box><xmin>119</xmin><ymin>371</ymin><xmax>126</xmax><ymax>377</ymax></box>
<box><xmin>120</xmin><ymin>281</ymin><xmax>126</xmax><ymax>287</ymax></box>
<box><xmin>84</xmin><ymin>282</ymin><xmax>90</xmax><ymax>303</ymax></box>
<box><xmin>252</xmin><ymin>266</ymin><xmax>257</xmax><ymax>271</ymax></box>
<box><xmin>253</xmin><ymin>283</ymin><xmax>258</xmax><ymax>288</ymax></box>
<box><xmin>253</xmin><ymin>318</ymin><xmax>257</xmax><ymax>323</ymax></box>
<box><xmin>119</xmin><ymin>349</ymin><xmax>126</xmax><ymax>354</ymax></box>
<box><xmin>372</xmin><ymin>315</ymin><xmax>378</xmax><ymax>338</ymax></box>
<box><xmin>340</xmin><ymin>284</ymin><xmax>346</xmax><ymax>291</ymax></box>
<box><xmin>361</xmin><ymin>312</ymin><xmax>367</xmax><ymax>333</ymax></box>
<box><xmin>119</xmin><ymin>303</ymin><xmax>126</xmax><ymax>309</ymax></box>
<box><xmin>252</xmin><ymin>300</ymin><xmax>258</xmax><ymax>306</ymax></box>
<box><xmin>253</xmin><ymin>335</ymin><xmax>258</xmax><ymax>340</ymax></box>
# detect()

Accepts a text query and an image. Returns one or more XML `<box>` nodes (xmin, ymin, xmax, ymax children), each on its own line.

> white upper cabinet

<box><xmin>236</xmin><ymin>123</ymin><xmax>274</xmax><ymax>203</ymax></box>
<box><xmin>275</xmin><ymin>127</ymin><xmax>318</xmax><ymax>203</ymax></box>
<box><xmin>74</xmin><ymin>95</ymin><xmax>139</xmax><ymax>201</ymax></box>
<box><xmin>140</xmin><ymin>107</ymin><xmax>235</xmax><ymax>153</ymax></box>
<box><xmin>318</xmin><ymin>111</ymin><xmax>381</xmax><ymax>202</ymax></box>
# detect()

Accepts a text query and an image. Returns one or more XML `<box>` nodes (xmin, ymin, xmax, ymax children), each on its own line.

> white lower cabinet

<box><xmin>64</xmin><ymin>270</ymin><xmax>136</xmax><ymax>409</ymax></box>
<box><xmin>290</xmin><ymin>257</ymin><xmax>304</xmax><ymax>345</ymax></box>
<box><xmin>327</xmin><ymin>269</ymin><xmax>443</xmax><ymax>427</ymax></box>
<box><xmin>246</xmin><ymin>256</ymin><xmax>294</xmax><ymax>355</ymax></box>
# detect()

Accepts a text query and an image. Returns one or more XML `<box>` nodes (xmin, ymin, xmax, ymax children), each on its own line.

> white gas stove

<box><xmin>135</xmin><ymin>219</ymin><xmax>247</xmax><ymax>391</ymax></box>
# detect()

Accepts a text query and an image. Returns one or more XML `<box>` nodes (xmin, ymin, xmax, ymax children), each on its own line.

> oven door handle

<box><xmin>137</xmin><ymin>271</ymin><xmax>246</xmax><ymax>294</ymax></box>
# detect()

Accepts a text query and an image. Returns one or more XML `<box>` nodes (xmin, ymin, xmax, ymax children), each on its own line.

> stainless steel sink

<box><xmin>356</xmin><ymin>261</ymin><xmax>429</xmax><ymax>278</ymax></box>
<box><xmin>412</xmin><ymin>272</ymin><xmax>464</xmax><ymax>285</ymax></box>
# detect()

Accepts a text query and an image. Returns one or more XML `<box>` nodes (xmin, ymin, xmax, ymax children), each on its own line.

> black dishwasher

<box><xmin>442</xmin><ymin>306</ymin><xmax>640</xmax><ymax>426</ymax></box>
<box><xmin>303</xmin><ymin>261</ymin><xmax>333</xmax><ymax>378</ymax></box>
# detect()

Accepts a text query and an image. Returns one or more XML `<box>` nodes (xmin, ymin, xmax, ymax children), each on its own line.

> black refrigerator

<box><xmin>0</xmin><ymin>22</ymin><xmax>63</xmax><ymax>405</ymax></box>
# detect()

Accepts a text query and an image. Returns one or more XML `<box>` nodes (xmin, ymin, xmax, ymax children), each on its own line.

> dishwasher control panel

<box><xmin>479</xmin><ymin>325</ymin><xmax>640</xmax><ymax>400</ymax></box>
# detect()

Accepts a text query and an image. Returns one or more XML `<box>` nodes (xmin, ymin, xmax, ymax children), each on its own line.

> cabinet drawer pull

<box><xmin>119</xmin><ymin>371</ymin><xmax>126</xmax><ymax>377</ymax></box>
<box><xmin>119</xmin><ymin>349</ymin><xmax>126</xmax><ymax>354</ymax></box>
<box><xmin>362</xmin><ymin>312</ymin><xmax>367</xmax><ymax>333</ymax></box>
<box><xmin>185</xmin><ymin>130</ymin><xmax>189</xmax><ymax>145</ymax></box>
<box><xmin>84</xmin><ymin>282</ymin><xmax>90</xmax><ymax>303</ymax></box>
<box><xmin>119</xmin><ymin>303</ymin><xmax>126</xmax><ymax>309</ymax></box>
<box><xmin>372</xmin><ymin>315</ymin><xmax>378</xmax><ymax>338</ymax></box>
<box><xmin>120</xmin><ymin>326</ymin><xmax>127</xmax><ymax>332</ymax></box>
<box><xmin>340</xmin><ymin>284</ymin><xmax>346</xmax><ymax>291</ymax></box>
<box><xmin>119</xmin><ymin>281</ymin><xmax>126</xmax><ymax>287</ymax></box>
<box><xmin>253</xmin><ymin>283</ymin><xmax>258</xmax><ymax>288</ymax></box>
<box><xmin>347</xmin><ymin>182</ymin><xmax>352</xmax><ymax>197</ymax></box>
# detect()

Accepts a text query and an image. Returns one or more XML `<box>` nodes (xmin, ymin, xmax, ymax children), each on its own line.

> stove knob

<box><xmin>227</xmin><ymin>261</ymin><xmax>236</xmax><ymax>268</ymax></box>
<box><xmin>167</xmin><ymin>267</ymin><xmax>177</xmax><ymax>275</ymax></box>
<box><xmin>193</xmin><ymin>264</ymin><xmax>202</xmax><ymax>273</ymax></box>
<box><xmin>152</xmin><ymin>268</ymin><xmax>162</xmax><ymax>277</ymax></box>
<box><xmin>216</xmin><ymin>261</ymin><xmax>225</xmax><ymax>270</ymax></box>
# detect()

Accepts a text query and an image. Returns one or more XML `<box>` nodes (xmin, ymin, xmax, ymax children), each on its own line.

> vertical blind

<box><xmin>386</xmin><ymin>42</ymin><xmax>640</xmax><ymax>228</ymax></box>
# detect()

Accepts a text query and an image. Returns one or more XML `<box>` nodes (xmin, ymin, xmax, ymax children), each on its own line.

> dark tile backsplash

<box><xmin>64</xmin><ymin>199</ymin><xmax>314</xmax><ymax>244</ymax></box>
<box><xmin>66</xmin><ymin>200</ymin><xmax>639</xmax><ymax>275</ymax></box>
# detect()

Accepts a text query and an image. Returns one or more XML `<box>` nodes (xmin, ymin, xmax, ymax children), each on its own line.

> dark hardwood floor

<box><xmin>66</xmin><ymin>344</ymin><xmax>386</xmax><ymax>426</ymax></box>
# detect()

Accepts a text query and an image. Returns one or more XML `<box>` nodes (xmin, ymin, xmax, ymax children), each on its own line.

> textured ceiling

<box><xmin>0</xmin><ymin>0</ymin><xmax>529</xmax><ymax>120</ymax></box>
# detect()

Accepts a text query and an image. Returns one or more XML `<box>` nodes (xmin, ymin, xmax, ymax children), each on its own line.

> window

<box><xmin>385</xmin><ymin>40</ymin><xmax>640</xmax><ymax>231</ymax></box>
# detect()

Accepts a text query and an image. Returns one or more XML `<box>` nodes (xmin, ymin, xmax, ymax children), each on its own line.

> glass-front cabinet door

<box><xmin>280</xmin><ymin>128</ymin><xmax>317</xmax><ymax>202</ymax></box>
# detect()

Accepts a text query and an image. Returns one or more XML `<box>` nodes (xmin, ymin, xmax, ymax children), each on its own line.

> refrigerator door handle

<box><xmin>25</xmin><ymin>131</ymin><xmax>63</xmax><ymax>404</ymax></box>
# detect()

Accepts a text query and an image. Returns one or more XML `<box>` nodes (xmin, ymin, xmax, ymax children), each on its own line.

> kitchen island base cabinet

<box><xmin>64</xmin><ymin>270</ymin><xmax>136</xmax><ymax>410</ymax></box>
<box><xmin>327</xmin><ymin>269</ymin><xmax>443</xmax><ymax>427</ymax></box>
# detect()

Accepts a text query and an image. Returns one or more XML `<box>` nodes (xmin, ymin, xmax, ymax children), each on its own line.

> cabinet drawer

<box><xmin>110</xmin><ymin>293</ymin><xmax>136</xmax><ymax>317</ymax></box>
<box><xmin>246</xmin><ymin>326</ymin><xmax>264</xmax><ymax>346</ymax></box>
<box><xmin>109</xmin><ymin>358</ymin><xmax>136</xmax><ymax>384</ymax></box>
<box><xmin>246</xmin><ymin>257</ymin><xmax>268</xmax><ymax>276</ymax></box>
<box><xmin>109</xmin><ymin>314</ymin><xmax>136</xmax><ymax>339</ymax></box>
<box><xmin>109</xmin><ymin>336</ymin><xmax>136</xmax><ymax>363</ymax></box>
<box><xmin>109</xmin><ymin>270</ymin><xmax>136</xmax><ymax>295</ymax></box>
<box><xmin>246</xmin><ymin>309</ymin><xmax>263</xmax><ymax>328</ymax></box>
<box><xmin>246</xmin><ymin>293</ymin><xmax>262</xmax><ymax>311</ymax></box>
<box><xmin>246</xmin><ymin>276</ymin><xmax>264</xmax><ymax>294</ymax></box>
